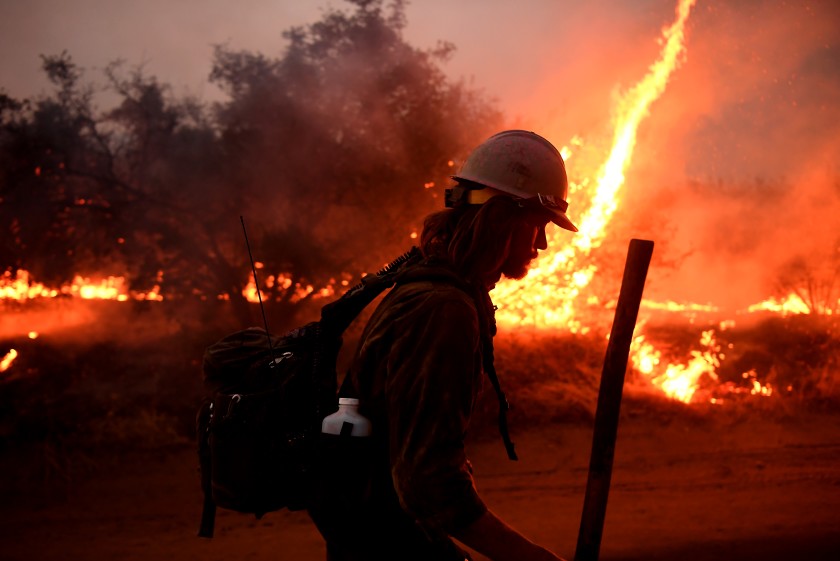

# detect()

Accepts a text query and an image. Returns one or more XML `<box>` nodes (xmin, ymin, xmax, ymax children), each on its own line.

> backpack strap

<box><xmin>473</xmin><ymin>288</ymin><xmax>518</xmax><ymax>461</ymax></box>
<box><xmin>320</xmin><ymin>247</ymin><xmax>422</xmax><ymax>336</ymax></box>
<box><xmin>393</xmin><ymin>259</ymin><xmax>518</xmax><ymax>461</ymax></box>
<box><xmin>197</xmin><ymin>399</ymin><xmax>217</xmax><ymax>538</ymax></box>
<box><xmin>478</xmin><ymin>335</ymin><xmax>518</xmax><ymax>460</ymax></box>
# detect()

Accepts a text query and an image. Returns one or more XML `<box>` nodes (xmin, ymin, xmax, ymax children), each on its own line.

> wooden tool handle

<box><xmin>574</xmin><ymin>238</ymin><xmax>654</xmax><ymax>561</ymax></box>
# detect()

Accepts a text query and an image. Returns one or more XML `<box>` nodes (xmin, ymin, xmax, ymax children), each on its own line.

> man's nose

<box><xmin>535</xmin><ymin>227</ymin><xmax>548</xmax><ymax>251</ymax></box>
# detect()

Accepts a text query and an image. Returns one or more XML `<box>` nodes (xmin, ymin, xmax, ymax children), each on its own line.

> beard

<box><xmin>500</xmin><ymin>248</ymin><xmax>538</xmax><ymax>280</ymax></box>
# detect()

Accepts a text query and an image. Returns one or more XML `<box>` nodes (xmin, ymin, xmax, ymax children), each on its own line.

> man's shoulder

<box><xmin>395</xmin><ymin>258</ymin><xmax>471</xmax><ymax>293</ymax></box>
<box><xmin>373</xmin><ymin>256</ymin><xmax>484</xmax><ymax>324</ymax></box>
<box><xmin>391</xmin><ymin>275</ymin><xmax>476</xmax><ymax>308</ymax></box>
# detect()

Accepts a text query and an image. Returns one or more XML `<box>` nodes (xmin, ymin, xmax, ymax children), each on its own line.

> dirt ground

<box><xmin>2</xmin><ymin>409</ymin><xmax>838</xmax><ymax>561</ymax></box>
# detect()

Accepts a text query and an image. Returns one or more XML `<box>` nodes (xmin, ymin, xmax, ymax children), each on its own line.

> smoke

<box><xmin>431</xmin><ymin>0</ymin><xmax>840</xmax><ymax>310</ymax></box>
<box><xmin>3</xmin><ymin>0</ymin><xmax>838</xmax><ymax>311</ymax></box>
<box><xmin>625</xmin><ymin>0</ymin><xmax>840</xmax><ymax>309</ymax></box>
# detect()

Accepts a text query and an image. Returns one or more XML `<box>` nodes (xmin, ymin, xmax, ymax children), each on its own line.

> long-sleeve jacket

<box><xmin>308</xmin><ymin>257</ymin><xmax>493</xmax><ymax>560</ymax></box>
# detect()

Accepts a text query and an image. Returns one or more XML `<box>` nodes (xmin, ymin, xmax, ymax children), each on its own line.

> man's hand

<box><xmin>453</xmin><ymin>509</ymin><xmax>567</xmax><ymax>561</ymax></box>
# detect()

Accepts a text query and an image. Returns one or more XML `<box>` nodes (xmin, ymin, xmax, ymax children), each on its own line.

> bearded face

<box><xmin>500</xmin><ymin>213</ymin><xmax>550</xmax><ymax>280</ymax></box>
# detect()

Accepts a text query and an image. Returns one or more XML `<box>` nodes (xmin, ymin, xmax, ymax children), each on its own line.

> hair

<box><xmin>420</xmin><ymin>195</ymin><xmax>536</xmax><ymax>286</ymax></box>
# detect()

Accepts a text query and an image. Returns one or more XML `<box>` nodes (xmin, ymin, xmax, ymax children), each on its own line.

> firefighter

<box><xmin>309</xmin><ymin>130</ymin><xmax>576</xmax><ymax>561</ymax></box>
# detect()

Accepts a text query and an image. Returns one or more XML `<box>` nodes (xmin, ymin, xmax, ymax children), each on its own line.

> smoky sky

<box><xmin>1</xmin><ymin>0</ymin><xmax>838</xmax><ymax>310</ymax></box>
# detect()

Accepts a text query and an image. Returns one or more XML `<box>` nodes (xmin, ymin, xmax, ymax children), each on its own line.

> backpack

<box><xmin>196</xmin><ymin>247</ymin><xmax>422</xmax><ymax>538</ymax></box>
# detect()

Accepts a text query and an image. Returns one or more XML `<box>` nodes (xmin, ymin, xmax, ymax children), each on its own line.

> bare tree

<box><xmin>775</xmin><ymin>242</ymin><xmax>840</xmax><ymax>315</ymax></box>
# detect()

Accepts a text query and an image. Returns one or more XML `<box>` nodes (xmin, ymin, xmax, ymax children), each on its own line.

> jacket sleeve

<box><xmin>385</xmin><ymin>291</ymin><xmax>487</xmax><ymax>533</ymax></box>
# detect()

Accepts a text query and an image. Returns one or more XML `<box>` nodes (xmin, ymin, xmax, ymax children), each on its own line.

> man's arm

<box><xmin>453</xmin><ymin>509</ymin><xmax>566</xmax><ymax>561</ymax></box>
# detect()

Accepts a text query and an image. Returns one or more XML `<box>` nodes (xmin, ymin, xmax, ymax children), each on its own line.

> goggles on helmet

<box><xmin>445</xmin><ymin>184</ymin><xmax>568</xmax><ymax>214</ymax></box>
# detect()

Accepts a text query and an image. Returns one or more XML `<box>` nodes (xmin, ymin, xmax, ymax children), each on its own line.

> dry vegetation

<box><xmin>1</xmin><ymin>300</ymin><xmax>838</xmax><ymax>561</ymax></box>
<box><xmin>1</xmin><ymin>301</ymin><xmax>837</xmax><ymax>490</ymax></box>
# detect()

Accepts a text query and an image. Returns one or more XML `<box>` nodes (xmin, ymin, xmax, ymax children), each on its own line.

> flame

<box><xmin>630</xmin><ymin>328</ymin><xmax>778</xmax><ymax>403</ymax></box>
<box><xmin>0</xmin><ymin>349</ymin><xmax>18</xmax><ymax>372</ymax></box>
<box><xmin>71</xmin><ymin>275</ymin><xmax>128</xmax><ymax>301</ymax></box>
<box><xmin>0</xmin><ymin>0</ymin><xmax>785</xmax><ymax>407</ymax></box>
<box><xmin>746</xmin><ymin>293</ymin><xmax>812</xmax><ymax>316</ymax></box>
<box><xmin>743</xmin><ymin>369</ymin><xmax>773</xmax><ymax>397</ymax></box>
<box><xmin>494</xmin><ymin>0</ymin><xmax>697</xmax><ymax>330</ymax></box>
<box><xmin>487</xmin><ymin>0</ymin><xmax>774</xmax><ymax>406</ymax></box>
<box><xmin>1</xmin><ymin>270</ymin><xmax>58</xmax><ymax>299</ymax></box>
<box><xmin>0</xmin><ymin>270</ymin><xmax>163</xmax><ymax>302</ymax></box>
<box><xmin>631</xmin><ymin>329</ymin><xmax>722</xmax><ymax>403</ymax></box>
<box><xmin>242</xmin><ymin>273</ymin><xmax>339</xmax><ymax>303</ymax></box>
<box><xmin>641</xmin><ymin>299</ymin><xmax>718</xmax><ymax>313</ymax></box>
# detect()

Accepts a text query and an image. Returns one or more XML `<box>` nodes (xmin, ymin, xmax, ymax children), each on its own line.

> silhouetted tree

<box><xmin>775</xmin><ymin>242</ymin><xmax>840</xmax><ymax>315</ymax></box>
<box><xmin>1</xmin><ymin>0</ymin><xmax>502</xmax><ymax>329</ymax></box>
<box><xmin>0</xmin><ymin>53</ymin><xmax>255</xmax><ymax>322</ymax></box>
<box><xmin>0</xmin><ymin>53</ymin><xmax>119</xmax><ymax>285</ymax></box>
<box><xmin>210</xmin><ymin>0</ymin><xmax>502</xmax><ymax>281</ymax></box>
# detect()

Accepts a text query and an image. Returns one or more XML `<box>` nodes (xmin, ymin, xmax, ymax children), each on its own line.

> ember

<box><xmin>0</xmin><ymin>349</ymin><xmax>17</xmax><ymax>373</ymax></box>
<box><xmin>242</xmin><ymin>274</ymin><xmax>342</xmax><ymax>304</ymax></box>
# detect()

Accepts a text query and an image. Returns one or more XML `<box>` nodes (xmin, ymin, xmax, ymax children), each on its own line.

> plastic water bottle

<box><xmin>321</xmin><ymin>397</ymin><xmax>372</xmax><ymax>437</ymax></box>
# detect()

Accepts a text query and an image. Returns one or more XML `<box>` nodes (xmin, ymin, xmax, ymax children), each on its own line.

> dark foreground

<box><xmin>1</xmin><ymin>409</ymin><xmax>838</xmax><ymax>561</ymax></box>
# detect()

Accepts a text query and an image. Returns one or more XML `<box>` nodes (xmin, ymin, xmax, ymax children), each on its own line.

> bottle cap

<box><xmin>338</xmin><ymin>397</ymin><xmax>360</xmax><ymax>406</ymax></box>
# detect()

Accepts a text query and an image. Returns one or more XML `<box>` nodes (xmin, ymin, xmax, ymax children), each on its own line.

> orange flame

<box><xmin>631</xmin><ymin>329</ymin><xmax>722</xmax><ymax>403</ymax></box>
<box><xmin>494</xmin><ymin>0</ymin><xmax>697</xmax><ymax>332</ymax></box>
<box><xmin>1</xmin><ymin>270</ymin><xmax>58</xmax><ymax>299</ymax></box>
<box><xmin>746</xmin><ymin>293</ymin><xmax>812</xmax><ymax>316</ymax></box>
<box><xmin>487</xmin><ymin>0</ymin><xmax>768</xmax><ymax>405</ymax></box>
<box><xmin>642</xmin><ymin>299</ymin><xmax>718</xmax><ymax>314</ymax></box>
<box><xmin>0</xmin><ymin>270</ymin><xmax>163</xmax><ymax>302</ymax></box>
<box><xmin>242</xmin><ymin>273</ymin><xmax>342</xmax><ymax>304</ymax></box>
<box><xmin>0</xmin><ymin>349</ymin><xmax>18</xmax><ymax>373</ymax></box>
<box><xmin>743</xmin><ymin>369</ymin><xmax>773</xmax><ymax>397</ymax></box>
<box><xmin>630</xmin><ymin>326</ymin><xmax>778</xmax><ymax>404</ymax></box>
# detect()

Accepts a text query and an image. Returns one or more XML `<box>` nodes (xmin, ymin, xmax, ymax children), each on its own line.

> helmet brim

<box><xmin>547</xmin><ymin>209</ymin><xmax>578</xmax><ymax>233</ymax></box>
<box><xmin>451</xmin><ymin>180</ymin><xmax>579</xmax><ymax>232</ymax></box>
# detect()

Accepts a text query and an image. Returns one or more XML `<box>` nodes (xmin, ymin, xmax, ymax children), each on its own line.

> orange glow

<box><xmin>493</xmin><ymin>0</ymin><xmax>697</xmax><ymax>333</ymax></box>
<box><xmin>0</xmin><ymin>270</ymin><xmax>164</xmax><ymax>302</ymax></box>
<box><xmin>0</xmin><ymin>0</ymin><xmax>794</xmax><ymax>408</ymax></box>
<box><xmin>631</xmin><ymin>329</ymin><xmax>722</xmax><ymax>403</ymax></box>
<box><xmin>0</xmin><ymin>349</ymin><xmax>18</xmax><ymax>372</ymax></box>
<box><xmin>746</xmin><ymin>293</ymin><xmax>812</xmax><ymax>316</ymax></box>
<box><xmin>641</xmin><ymin>299</ymin><xmax>718</xmax><ymax>313</ymax></box>
<box><xmin>72</xmin><ymin>275</ymin><xmax>128</xmax><ymax>301</ymax></box>
<box><xmin>242</xmin><ymin>273</ymin><xmax>340</xmax><ymax>303</ymax></box>
<box><xmin>1</xmin><ymin>270</ymin><xmax>59</xmax><ymax>299</ymax></box>
<box><xmin>743</xmin><ymin>369</ymin><xmax>773</xmax><ymax>397</ymax></box>
<box><xmin>488</xmin><ymin>0</ymin><xmax>770</xmax><ymax>406</ymax></box>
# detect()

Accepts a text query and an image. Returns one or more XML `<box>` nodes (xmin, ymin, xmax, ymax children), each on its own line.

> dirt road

<box><xmin>2</xmin><ymin>410</ymin><xmax>838</xmax><ymax>561</ymax></box>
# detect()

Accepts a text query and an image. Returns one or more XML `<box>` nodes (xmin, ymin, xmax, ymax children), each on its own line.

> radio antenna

<box><xmin>240</xmin><ymin>215</ymin><xmax>277</xmax><ymax>366</ymax></box>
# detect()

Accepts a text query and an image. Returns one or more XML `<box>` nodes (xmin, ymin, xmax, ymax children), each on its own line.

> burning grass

<box><xmin>0</xmin><ymin>299</ymin><xmax>837</xmax><ymax>496</ymax></box>
<box><xmin>632</xmin><ymin>315</ymin><xmax>840</xmax><ymax>405</ymax></box>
